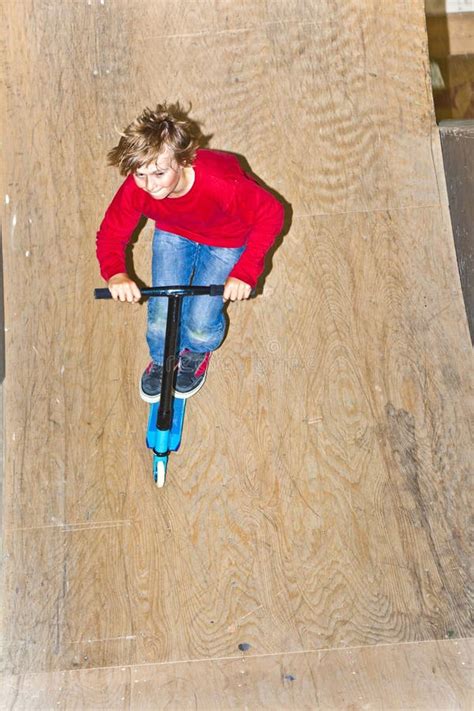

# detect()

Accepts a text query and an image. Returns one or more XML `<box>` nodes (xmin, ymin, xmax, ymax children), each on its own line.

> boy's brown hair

<box><xmin>108</xmin><ymin>102</ymin><xmax>200</xmax><ymax>175</ymax></box>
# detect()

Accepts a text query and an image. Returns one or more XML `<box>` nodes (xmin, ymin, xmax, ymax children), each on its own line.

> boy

<box><xmin>96</xmin><ymin>103</ymin><xmax>284</xmax><ymax>402</ymax></box>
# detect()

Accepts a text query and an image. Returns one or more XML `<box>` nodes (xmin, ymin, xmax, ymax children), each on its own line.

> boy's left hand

<box><xmin>223</xmin><ymin>277</ymin><xmax>252</xmax><ymax>302</ymax></box>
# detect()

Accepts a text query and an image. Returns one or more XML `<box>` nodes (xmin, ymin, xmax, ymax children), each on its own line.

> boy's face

<box><xmin>133</xmin><ymin>147</ymin><xmax>183</xmax><ymax>199</ymax></box>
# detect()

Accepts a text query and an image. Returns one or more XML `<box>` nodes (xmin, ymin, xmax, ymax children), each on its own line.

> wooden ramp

<box><xmin>1</xmin><ymin>1</ymin><xmax>472</xmax><ymax>708</ymax></box>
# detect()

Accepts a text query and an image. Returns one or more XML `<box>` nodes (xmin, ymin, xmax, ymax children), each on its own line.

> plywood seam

<box><xmin>139</xmin><ymin>19</ymin><xmax>331</xmax><ymax>41</ymax></box>
<box><xmin>2</xmin><ymin>637</ymin><xmax>471</xmax><ymax>679</ymax></box>
<box><xmin>3</xmin><ymin>520</ymin><xmax>133</xmax><ymax>534</ymax></box>
<box><xmin>293</xmin><ymin>202</ymin><xmax>446</xmax><ymax>220</ymax></box>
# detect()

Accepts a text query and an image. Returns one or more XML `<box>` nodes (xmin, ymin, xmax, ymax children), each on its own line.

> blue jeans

<box><xmin>147</xmin><ymin>229</ymin><xmax>245</xmax><ymax>362</ymax></box>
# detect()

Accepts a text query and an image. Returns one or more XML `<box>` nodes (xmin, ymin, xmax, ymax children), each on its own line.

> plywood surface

<box><xmin>2</xmin><ymin>203</ymin><xmax>472</xmax><ymax>675</ymax></box>
<box><xmin>1</xmin><ymin>0</ymin><xmax>472</xmax><ymax>707</ymax></box>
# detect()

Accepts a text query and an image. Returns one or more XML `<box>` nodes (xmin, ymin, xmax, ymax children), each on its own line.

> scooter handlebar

<box><xmin>94</xmin><ymin>284</ymin><xmax>256</xmax><ymax>299</ymax></box>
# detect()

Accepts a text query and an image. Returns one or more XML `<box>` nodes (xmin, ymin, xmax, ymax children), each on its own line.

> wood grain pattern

<box><xmin>1</xmin><ymin>639</ymin><xmax>472</xmax><ymax>710</ymax></box>
<box><xmin>1</xmin><ymin>0</ymin><xmax>472</xmax><ymax>706</ymax></box>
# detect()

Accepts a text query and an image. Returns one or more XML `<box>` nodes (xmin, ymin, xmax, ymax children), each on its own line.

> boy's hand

<box><xmin>108</xmin><ymin>273</ymin><xmax>141</xmax><ymax>303</ymax></box>
<box><xmin>223</xmin><ymin>277</ymin><xmax>252</xmax><ymax>302</ymax></box>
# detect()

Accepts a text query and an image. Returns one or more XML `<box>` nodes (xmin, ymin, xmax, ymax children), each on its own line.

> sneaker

<box><xmin>140</xmin><ymin>361</ymin><xmax>163</xmax><ymax>403</ymax></box>
<box><xmin>174</xmin><ymin>350</ymin><xmax>211</xmax><ymax>399</ymax></box>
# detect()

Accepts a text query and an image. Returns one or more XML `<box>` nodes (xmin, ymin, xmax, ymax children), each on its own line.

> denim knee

<box><xmin>184</xmin><ymin>321</ymin><xmax>225</xmax><ymax>352</ymax></box>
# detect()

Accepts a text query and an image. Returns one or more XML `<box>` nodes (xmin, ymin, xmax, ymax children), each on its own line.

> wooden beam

<box><xmin>427</xmin><ymin>12</ymin><xmax>474</xmax><ymax>56</ymax></box>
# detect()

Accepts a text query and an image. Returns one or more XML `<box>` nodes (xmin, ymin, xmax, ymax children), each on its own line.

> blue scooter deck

<box><xmin>146</xmin><ymin>396</ymin><xmax>187</xmax><ymax>454</ymax></box>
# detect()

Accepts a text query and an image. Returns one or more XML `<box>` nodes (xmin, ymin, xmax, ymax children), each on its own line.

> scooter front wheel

<box><xmin>153</xmin><ymin>456</ymin><xmax>168</xmax><ymax>487</ymax></box>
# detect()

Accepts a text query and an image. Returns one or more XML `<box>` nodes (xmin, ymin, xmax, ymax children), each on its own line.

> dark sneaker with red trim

<box><xmin>140</xmin><ymin>361</ymin><xmax>163</xmax><ymax>403</ymax></box>
<box><xmin>175</xmin><ymin>350</ymin><xmax>211</xmax><ymax>399</ymax></box>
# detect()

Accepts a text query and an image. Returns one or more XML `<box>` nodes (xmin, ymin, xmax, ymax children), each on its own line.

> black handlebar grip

<box><xmin>94</xmin><ymin>288</ymin><xmax>113</xmax><ymax>299</ymax></box>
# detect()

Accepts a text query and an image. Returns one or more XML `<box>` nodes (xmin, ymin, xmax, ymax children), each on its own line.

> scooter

<box><xmin>94</xmin><ymin>284</ymin><xmax>228</xmax><ymax>486</ymax></box>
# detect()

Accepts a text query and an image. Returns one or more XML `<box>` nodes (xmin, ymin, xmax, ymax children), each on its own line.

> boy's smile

<box><xmin>133</xmin><ymin>147</ymin><xmax>194</xmax><ymax>200</ymax></box>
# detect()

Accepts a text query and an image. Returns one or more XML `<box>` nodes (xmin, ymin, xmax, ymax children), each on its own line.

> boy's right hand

<box><xmin>107</xmin><ymin>273</ymin><xmax>141</xmax><ymax>303</ymax></box>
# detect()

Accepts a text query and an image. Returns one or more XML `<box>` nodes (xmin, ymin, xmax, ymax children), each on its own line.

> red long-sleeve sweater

<box><xmin>96</xmin><ymin>149</ymin><xmax>284</xmax><ymax>288</ymax></box>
